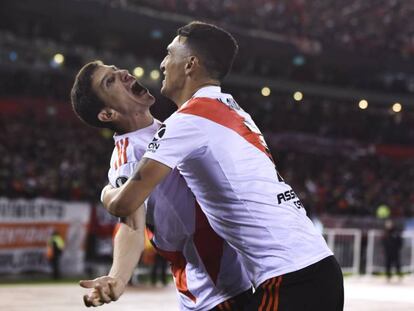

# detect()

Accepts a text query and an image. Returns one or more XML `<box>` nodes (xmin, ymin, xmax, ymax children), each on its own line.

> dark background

<box><xmin>1</xmin><ymin>0</ymin><xmax>413</xmax><ymax>218</ymax></box>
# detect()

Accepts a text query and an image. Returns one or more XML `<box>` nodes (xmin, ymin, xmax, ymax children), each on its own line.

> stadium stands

<box><xmin>1</xmin><ymin>94</ymin><xmax>412</xmax><ymax>217</ymax></box>
<box><xmin>133</xmin><ymin>0</ymin><xmax>414</xmax><ymax>56</ymax></box>
<box><xmin>0</xmin><ymin>0</ymin><xmax>413</xmax><ymax>217</ymax></box>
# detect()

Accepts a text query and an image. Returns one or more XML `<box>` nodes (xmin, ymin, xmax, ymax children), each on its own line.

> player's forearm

<box><xmin>109</xmin><ymin>208</ymin><xmax>145</xmax><ymax>285</ymax></box>
<box><xmin>104</xmin><ymin>158</ymin><xmax>171</xmax><ymax>217</ymax></box>
<box><xmin>108</xmin><ymin>224</ymin><xmax>143</xmax><ymax>285</ymax></box>
<box><xmin>104</xmin><ymin>180</ymin><xmax>151</xmax><ymax>217</ymax></box>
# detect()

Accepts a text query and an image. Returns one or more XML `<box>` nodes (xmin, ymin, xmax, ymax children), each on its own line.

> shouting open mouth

<box><xmin>130</xmin><ymin>80</ymin><xmax>148</xmax><ymax>96</ymax></box>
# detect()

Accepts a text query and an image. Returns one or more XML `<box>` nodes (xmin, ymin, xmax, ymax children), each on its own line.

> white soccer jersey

<box><xmin>108</xmin><ymin>120</ymin><xmax>251</xmax><ymax>311</ymax></box>
<box><xmin>143</xmin><ymin>86</ymin><xmax>333</xmax><ymax>287</ymax></box>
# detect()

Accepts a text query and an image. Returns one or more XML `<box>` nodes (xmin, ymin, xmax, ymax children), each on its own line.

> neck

<box><xmin>114</xmin><ymin>110</ymin><xmax>154</xmax><ymax>135</ymax></box>
<box><xmin>175</xmin><ymin>79</ymin><xmax>220</xmax><ymax>108</ymax></box>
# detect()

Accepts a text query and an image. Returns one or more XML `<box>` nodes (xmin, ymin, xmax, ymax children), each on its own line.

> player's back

<box><xmin>144</xmin><ymin>87</ymin><xmax>333</xmax><ymax>287</ymax></box>
<box><xmin>108</xmin><ymin>121</ymin><xmax>251</xmax><ymax>310</ymax></box>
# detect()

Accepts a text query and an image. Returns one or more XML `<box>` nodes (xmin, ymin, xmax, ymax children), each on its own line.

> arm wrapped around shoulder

<box><xmin>102</xmin><ymin>157</ymin><xmax>172</xmax><ymax>217</ymax></box>
<box><xmin>101</xmin><ymin>185</ymin><xmax>133</xmax><ymax>217</ymax></box>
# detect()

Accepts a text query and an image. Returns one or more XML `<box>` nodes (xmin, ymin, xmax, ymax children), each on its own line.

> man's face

<box><xmin>160</xmin><ymin>36</ymin><xmax>190</xmax><ymax>101</ymax></box>
<box><xmin>91</xmin><ymin>64</ymin><xmax>155</xmax><ymax>115</ymax></box>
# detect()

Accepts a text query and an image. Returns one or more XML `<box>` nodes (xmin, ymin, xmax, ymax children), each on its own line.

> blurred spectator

<box><xmin>151</xmin><ymin>253</ymin><xmax>168</xmax><ymax>287</ymax></box>
<box><xmin>381</xmin><ymin>219</ymin><xmax>403</xmax><ymax>282</ymax></box>
<box><xmin>47</xmin><ymin>230</ymin><xmax>65</xmax><ymax>280</ymax></box>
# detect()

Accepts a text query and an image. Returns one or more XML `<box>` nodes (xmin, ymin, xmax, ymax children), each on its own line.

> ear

<box><xmin>97</xmin><ymin>108</ymin><xmax>116</xmax><ymax>123</ymax></box>
<box><xmin>185</xmin><ymin>56</ymin><xmax>199</xmax><ymax>75</ymax></box>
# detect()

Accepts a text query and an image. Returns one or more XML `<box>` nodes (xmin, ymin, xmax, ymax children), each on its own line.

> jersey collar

<box><xmin>113</xmin><ymin>119</ymin><xmax>161</xmax><ymax>143</ymax></box>
<box><xmin>192</xmin><ymin>85</ymin><xmax>221</xmax><ymax>98</ymax></box>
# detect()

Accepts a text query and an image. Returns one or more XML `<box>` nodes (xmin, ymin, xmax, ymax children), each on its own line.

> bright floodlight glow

<box><xmin>133</xmin><ymin>67</ymin><xmax>144</xmax><ymax>78</ymax></box>
<box><xmin>150</xmin><ymin>69</ymin><xmax>160</xmax><ymax>80</ymax></box>
<box><xmin>293</xmin><ymin>91</ymin><xmax>303</xmax><ymax>101</ymax></box>
<box><xmin>53</xmin><ymin>53</ymin><xmax>64</xmax><ymax>64</ymax></box>
<box><xmin>261</xmin><ymin>87</ymin><xmax>271</xmax><ymax>97</ymax></box>
<box><xmin>359</xmin><ymin>99</ymin><xmax>368</xmax><ymax>109</ymax></box>
<box><xmin>392</xmin><ymin>102</ymin><xmax>402</xmax><ymax>113</ymax></box>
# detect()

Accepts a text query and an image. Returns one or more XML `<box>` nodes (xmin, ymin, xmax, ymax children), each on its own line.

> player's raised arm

<box><xmin>102</xmin><ymin>158</ymin><xmax>172</xmax><ymax>217</ymax></box>
<box><xmin>80</xmin><ymin>206</ymin><xmax>146</xmax><ymax>307</ymax></box>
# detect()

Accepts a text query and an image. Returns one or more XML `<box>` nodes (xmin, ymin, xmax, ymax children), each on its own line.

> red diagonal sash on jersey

<box><xmin>179</xmin><ymin>97</ymin><xmax>274</xmax><ymax>161</ymax></box>
<box><xmin>146</xmin><ymin>227</ymin><xmax>196</xmax><ymax>302</ymax></box>
<box><xmin>193</xmin><ymin>201</ymin><xmax>224</xmax><ymax>285</ymax></box>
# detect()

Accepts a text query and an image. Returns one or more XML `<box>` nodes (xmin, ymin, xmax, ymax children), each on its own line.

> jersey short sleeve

<box><xmin>108</xmin><ymin>161</ymin><xmax>137</xmax><ymax>188</ymax></box>
<box><xmin>143</xmin><ymin>113</ymin><xmax>208</xmax><ymax>169</ymax></box>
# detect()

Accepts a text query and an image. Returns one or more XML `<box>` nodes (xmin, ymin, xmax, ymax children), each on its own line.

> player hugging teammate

<box><xmin>72</xmin><ymin>21</ymin><xmax>344</xmax><ymax>311</ymax></box>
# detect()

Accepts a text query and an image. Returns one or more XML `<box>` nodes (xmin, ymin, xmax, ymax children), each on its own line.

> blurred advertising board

<box><xmin>0</xmin><ymin>198</ymin><xmax>90</xmax><ymax>275</ymax></box>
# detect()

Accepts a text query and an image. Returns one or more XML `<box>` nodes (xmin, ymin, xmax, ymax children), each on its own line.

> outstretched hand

<box><xmin>79</xmin><ymin>276</ymin><xmax>126</xmax><ymax>307</ymax></box>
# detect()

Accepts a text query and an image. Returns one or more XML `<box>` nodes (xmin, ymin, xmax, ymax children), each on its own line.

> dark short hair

<box><xmin>70</xmin><ymin>60</ymin><xmax>112</xmax><ymax>129</ymax></box>
<box><xmin>177</xmin><ymin>21</ymin><xmax>239</xmax><ymax>81</ymax></box>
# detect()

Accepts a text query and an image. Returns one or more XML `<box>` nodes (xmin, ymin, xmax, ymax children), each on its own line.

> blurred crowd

<box><xmin>236</xmin><ymin>91</ymin><xmax>414</xmax><ymax>145</ymax></box>
<box><xmin>279</xmin><ymin>153</ymin><xmax>414</xmax><ymax>217</ymax></box>
<box><xmin>1</xmin><ymin>93</ymin><xmax>413</xmax><ymax>217</ymax></box>
<box><xmin>0</xmin><ymin>113</ymin><xmax>112</xmax><ymax>201</ymax></box>
<box><xmin>133</xmin><ymin>0</ymin><xmax>414</xmax><ymax>56</ymax></box>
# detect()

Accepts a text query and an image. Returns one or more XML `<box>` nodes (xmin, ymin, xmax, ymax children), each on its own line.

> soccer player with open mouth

<box><xmin>71</xmin><ymin>60</ymin><xmax>253</xmax><ymax>310</ymax></box>
<box><xmin>101</xmin><ymin>21</ymin><xmax>344</xmax><ymax>311</ymax></box>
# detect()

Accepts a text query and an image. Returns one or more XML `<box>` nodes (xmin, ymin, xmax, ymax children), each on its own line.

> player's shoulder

<box><xmin>179</xmin><ymin>89</ymin><xmax>240</xmax><ymax>114</ymax></box>
<box><xmin>111</xmin><ymin>129</ymin><xmax>155</xmax><ymax>165</ymax></box>
<box><xmin>160</xmin><ymin>111</ymin><xmax>205</xmax><ymax>135</ymax></box>
<box><xmin>162</xmin><ymin>110</ymin><xmax>193</xmax><ymax>125</ymax></box>
<box><xmin>179</xmin><ymin>96</ymin><xmax>221</xmax><ymax>112</ymax></box>
<box><xmin>116</xmin><ymin>121</ymin><xmax>160</xmax><ymax>148</ymax></box>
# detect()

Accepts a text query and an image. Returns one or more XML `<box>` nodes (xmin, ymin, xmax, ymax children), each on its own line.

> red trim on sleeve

<box><xmin>114</xmin><ymin>141</ymin><xmax>121</xmax><ymax>169</ymax></box>
<box><xmin>122</xmin><ymin>137</ymin><xmax>129</xmax><ymax>165</ymax></box>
